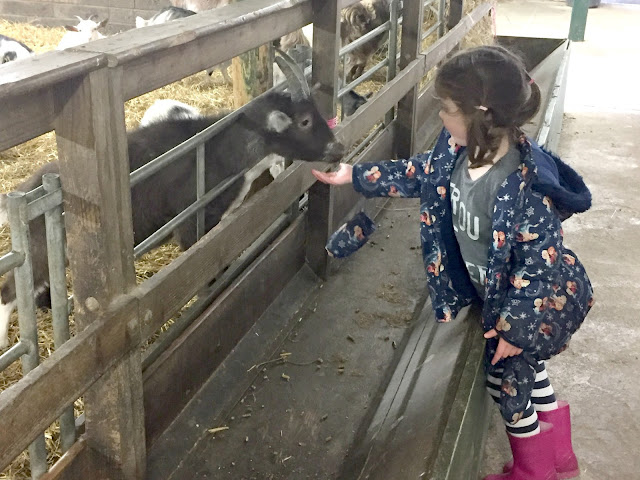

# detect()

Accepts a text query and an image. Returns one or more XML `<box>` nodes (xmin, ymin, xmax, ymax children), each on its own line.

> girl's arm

<box><xmin>312</xmin><ymin>154</ymin><xmax>431</xmax><ymax>199</ymax></box>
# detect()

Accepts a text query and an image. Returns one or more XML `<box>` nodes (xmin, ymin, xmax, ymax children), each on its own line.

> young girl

<box><xmin>312</xmin><ymin>46</ymin><xmax>594</xmax><ymax>480</ymax></box>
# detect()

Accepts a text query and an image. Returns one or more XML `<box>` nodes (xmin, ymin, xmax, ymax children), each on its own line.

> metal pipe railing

<box><xmin>42</xmin><ymin>174</ymin><xmax>75</xmax><ymax>454</ymax></box>
<box><xmin>133</xmin><ymin>169</ymin><xmax>247</xmax><ymax>259</ymax></box>
<box><xmin>7</xmin><ymin>191</ymin><xmax>48</xmax><ymax>479</ymax></box>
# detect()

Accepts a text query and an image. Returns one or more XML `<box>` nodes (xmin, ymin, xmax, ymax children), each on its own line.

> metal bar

<box><xmin>338</xmin><ymin>58</ymin><xmax>387</xmax><ymax>98</ymax></box>
<box><xmin>339</xmin><ymin>22</ymin><xmax>391</xmax><ymax>58</ymax></box>
<box><xmin>142</xmin><ymin>210</ymin><xmax>291</xmax><ymax>370</ymax></box>
<box><xmin>0</xmin><ymin>340</ymin><xmax>29</xmax><ymax>372</ymax></box>
<box><xmin>42</xmin><ymin>174</ymin><xmax>76</xmax><ymax>454</ymax></box>
<box><xmin>422</xmin><ymin>21</ymin><xmax>441</xmax><ymax>41</ymax></box>
<box><xmin>385</xmin><ymin>0</ymin><xmax>400</xmax><ymax>126</ymax></box>
<box><xmin>133</xmin><ymin>169</ymin><xmax>247</xmax><ymax>258</ymax></box>
<box><xmin>0</xmin><ymin>251</ymin><xmax>24</xmax><ymax>276</ymax></box>
<box><xmin>27</xmin><ymin>189</ymin><xmax>63</xmax><ymax>222</ymax></box>
<box><xmin>7</xmin><ymin>191</ymin><xmax>48</xmax><ymax>479</ymax></box>
<box><xmin>569</xmin><ymin>0</ymin><xmax>589</xmax><ymax>42</ymax></box>
<box><xmin>438</xmin><ymin>0</ymin><xmax>447</xmax><ymax>37</ymax></box>
<box><xmin>196</xmin><ymin>144</ymin><xmax>206</xmax><ymax>240</ymax></box>
<box><xmin>24</xmin><ymin>185</ymin><xmax>45</xmax><ymax>204</ymax></box>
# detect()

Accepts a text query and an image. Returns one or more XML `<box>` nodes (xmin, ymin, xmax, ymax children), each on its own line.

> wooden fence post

<box><xmin>305</xmin><ymin>0</ymin><xmax>341</xmax><ymax>280</ymax></box>
<box><xmin>447</xmin><ymin>0</ymin><xmax>464</xmax><ymax>30</ymax></box>
<box><xmin>396</xmin><ymin>0</ymin><xmax>424</xmax><ymax>159</ymax></box>
<box><xmin>53</xmin><ymin>66</ymin><xmax>145</xmax><ymax>479</ymax></box>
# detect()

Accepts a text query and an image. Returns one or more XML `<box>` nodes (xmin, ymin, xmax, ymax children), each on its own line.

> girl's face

<box><xmin>438</xmin><ymin>97</ymin><xmax>468</xmax><ymax>146</ymax></box>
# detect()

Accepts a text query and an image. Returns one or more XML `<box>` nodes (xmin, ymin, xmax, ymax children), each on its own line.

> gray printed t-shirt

<box><xmin>450</xmin><ymin>146</ymin><xmax>521</xmax><ymax>297</ymax></box>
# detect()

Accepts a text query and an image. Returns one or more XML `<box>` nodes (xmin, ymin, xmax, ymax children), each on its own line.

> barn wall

<box><xmin>0</xmin><ymin>0</ymin><xmax>171</xmax><ymax>33</ymax></box>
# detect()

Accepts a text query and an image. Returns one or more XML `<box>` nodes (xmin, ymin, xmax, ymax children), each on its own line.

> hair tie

<box><xmin>327</xmin><ymin>116</ymin><xmax>338</xmax><ymax>129</ymax></box>
<box><xmin>475</xmin><ymin>105</ymin><xmax>488</xmax><ymax>112</ymax></box>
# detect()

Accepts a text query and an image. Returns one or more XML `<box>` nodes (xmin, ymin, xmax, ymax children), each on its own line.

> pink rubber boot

<box><xmin>503</xmin><ymin>402</ymin><xmax>579</xmax><ymax>479</ymax></box>
<box><xmin>484</xmin><ymin>421</ymin><xmax>558</xmax><ymax>480</ymax></box>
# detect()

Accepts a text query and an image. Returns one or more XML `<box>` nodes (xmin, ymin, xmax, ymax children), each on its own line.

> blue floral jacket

<box><xmin>352</xmin><ymin>128</ymin><xmax>594</xmax><ymax>364</ymax></box>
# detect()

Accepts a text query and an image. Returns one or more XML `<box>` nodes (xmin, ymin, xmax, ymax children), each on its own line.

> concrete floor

<box><xmin>481</xmin><ymin>1</ymin><xmax>640</xmax><ymax>479</ymax></box>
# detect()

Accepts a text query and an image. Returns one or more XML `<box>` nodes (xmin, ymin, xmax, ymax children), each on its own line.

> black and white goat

<box><xmin>0</xmin><ymin>52</ymin><xmax>344</xmax><ymax>349</ymax></box>
<box><xmin>0</xmin><ymin>34</ymin><xmax>33</xmax><ymax>64</ymax></box>
<box><xmin>135</xmin><ymin>6</ymin><xmax>196</xmax><ymax>28</ymax></box>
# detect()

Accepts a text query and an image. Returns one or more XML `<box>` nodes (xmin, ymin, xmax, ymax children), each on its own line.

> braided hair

<box><xmin>435</xmin><ymin>45</ymin><xmax>541</xmax><ymax>168</ymax></box>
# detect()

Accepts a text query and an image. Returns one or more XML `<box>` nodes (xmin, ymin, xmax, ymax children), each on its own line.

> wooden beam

<box><xmin>54</xmin><ymin>65</ymin><xmax>145</xmax><ymax>479</ymax></box>
<box><xmin>0</xmin><ymin>298</ymin><xmax>139</xmax><ymax>472</ymax></box>
<box><xmin>395</xmin><ymin>0</ymin><xmax>424</xmax><ymax>159</ymax></box>
<box><xmin>304</xmin><ymin>0</ymin><xmax>342</xmax><ymax>279</ymax></box>
<box><xmin>143</xmin><ymin>216</ymin><xmax>306</xmax><ymax>446</ymax></box>
<box><xmin>40</xmin><ymin>437</ymin><xmax>125</xmax><ymax>480</ymax></box>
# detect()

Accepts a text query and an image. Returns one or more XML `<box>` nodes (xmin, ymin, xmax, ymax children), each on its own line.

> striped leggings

<box><xmin>486</xmin><ymin>361</ymin><xmax>558</xmax><ymax>437</ymax></box>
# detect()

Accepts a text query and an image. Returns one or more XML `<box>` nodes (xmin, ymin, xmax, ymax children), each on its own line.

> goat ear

<box><xmin>99</xmin><ymin>18</ymin><xmax>108</xmax><ymax>28</ymax></box>
<box><xmin>65</xmin><ymin>25</ymin><xmax>79</xmax><ymax>32</ymax></box>
<box><xmin>266</xmin><ymin>111</ymin><xmax>292</xmax><ymax>133</ymax></box>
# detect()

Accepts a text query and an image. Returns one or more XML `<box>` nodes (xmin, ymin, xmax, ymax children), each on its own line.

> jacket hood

<box><xmin>525</xmin><ymin>141</ymin><xmax>592</xmax><ymax>221</ymax></box>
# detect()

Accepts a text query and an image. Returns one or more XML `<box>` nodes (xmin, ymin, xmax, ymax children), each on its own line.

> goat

<box><xmin>0</xmin><ymin>34</ymin><xmax>33</xmax><ymax>64</ymax></box>
<box><xmin>140</xmin><ymin>99</ymin><xmax>202</xmax><ymax>127</ymax></box>
<box><xmin>342</xmin><ymin>90</ymin><xmax>372</xmax><ymax>117</ymax></box>
<box><xmin>56</xmin><ymin>15</ymin><xmax>108</xmax><ymax>50</ymax></box>
<box><xmin>135</xmin><ymin>6</ymin><xmax>196</xmax><ymax>28</ymax></box>
<box><xmin>341</xmin><ymin>0</ymin><xmax>391</xmax><ymax>81</ymax></box>
<box><xmin>0</xmin><ymin>52</ymin><xmax>344</xmax><ymax>350</ymax></box>
<box><xmin>170</xmin><ymin>0</ymin><xmax>229</xmax><ymax>11</ymax></box>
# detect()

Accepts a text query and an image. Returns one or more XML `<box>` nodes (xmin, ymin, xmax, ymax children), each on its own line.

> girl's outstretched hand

<box><xmin>311</xmin><ymin>163</ymin><xmax>353</xmax><ymax>185</ymax></box>
<box><xmin>484</xmin><ymin>329</ymin><xmax>523</xmax><ymax>365</ymax></box>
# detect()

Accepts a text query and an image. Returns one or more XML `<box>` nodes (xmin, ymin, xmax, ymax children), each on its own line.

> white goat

<box><xmin>140</xmin><ymin>99</ymin><xmax>202</xmax><ymax>127</ymax></box>
<box><xmin>56</xmin><ymin>16</ymin><xmax>108</xmax><ymax>50</ymax></box>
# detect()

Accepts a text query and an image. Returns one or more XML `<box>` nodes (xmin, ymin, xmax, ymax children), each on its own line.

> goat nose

<box><xmin>324</xmin><ymin>142</ymin><xmax>345</xmax><ymax>162</ymax></box>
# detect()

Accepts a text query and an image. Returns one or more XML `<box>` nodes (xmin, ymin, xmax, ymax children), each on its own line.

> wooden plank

<box><xmin>40</xmin><ymin>437</ymin><xmax>125</xmax><ymax>480</ymax></box>
<box><xmin>430</xmin><ymin>324</ymin><xmax>491</xmax><ymax>480</ymax></box>
<box><xmin>342</xmin><ymin>305</ymin><xmax>482</xmax><ymax>480</ymax></box>
<box><xmin>135</xmin><ymin>161</ymin><xmax>319</xmax><ymax>340</ymax></box>
<box><xmin>143</xmin><ymin>215</ymin><xmax>306</xmax><ymax>446</ymax></box>
<box><xmin>395</xmin><ymin>0</ymin><xmax>424</xmax><ymax>159</ymax></box>
<box><xmin>301</xmin><ymin>0</ymin><xmax>341</xmax><ymax>279</ymax></box>
<box><xmin>54</xmin><ymin>66</ymin><xmax>145</xmax><ymax>479</ymax></box>
<box><xmin>447</xmin><ymin>0</ymin><xmax>464</xmax><ymax>29</ymax></box>
<box><xmin>0</xmin><ymin>298</ymin><xmax>138</xmax><ymax>472</ymax></box>
<box><xmin>0</xmin><ymin>50</ymin><xmax>107</xmax><ymax>99</ymax></box>
<box><xmin>414</xmin><ymin>82</ymin><xmax>443</xmax><ymax>153</ymax></box>
<box><xmin>61</xmin><ymin>0</ymin><xmax>312</xmax><ymax>100</ymax></box>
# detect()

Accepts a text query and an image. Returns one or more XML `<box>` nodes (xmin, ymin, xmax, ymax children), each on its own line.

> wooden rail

<box><xmin>0</xmin><ymin>1</ymin><xmax>493</xmax><ymax>476</ymax></box>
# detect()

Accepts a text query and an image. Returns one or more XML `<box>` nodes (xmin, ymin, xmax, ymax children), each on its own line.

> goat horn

<box><xmin>274</xmin><ymin>47</ymin><xmax>310</xmax><ymax>100</ymax></box>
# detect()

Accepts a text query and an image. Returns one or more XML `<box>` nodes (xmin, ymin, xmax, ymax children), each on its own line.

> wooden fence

<box><xmin>0</xmin><ymin>0</ymin><xmax>492</xmax><ymax>478</ymax></box>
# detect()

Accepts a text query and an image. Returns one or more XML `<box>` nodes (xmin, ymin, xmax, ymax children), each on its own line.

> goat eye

<box><xmin>299</xmin><ymin>117</ymin><xmax>311</xmax><ymax>128</ymax></box>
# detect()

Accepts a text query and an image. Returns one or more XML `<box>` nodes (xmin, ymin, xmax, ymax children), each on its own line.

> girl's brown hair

<box><xmin>435</xmin><ymin>45</ymin><xmax>541</xmax><ymax>167</ymax></box>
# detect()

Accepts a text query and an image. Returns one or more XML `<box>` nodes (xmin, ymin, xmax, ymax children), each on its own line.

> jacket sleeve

<box><xmin>495</xmin><ymin>191</ymin><xmax>563</xmax><ymax>352</ymax></box>
<box><xmin>352</xmin><ymin>153</ymin><xmax>430</xmax><ymax>199</ymax></box>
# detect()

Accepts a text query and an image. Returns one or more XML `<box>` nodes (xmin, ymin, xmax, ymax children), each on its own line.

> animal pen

<box><xmin>0</xmin><ymin>0</ymin><xmax>571</xmax><ymax>478</ymax></box>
